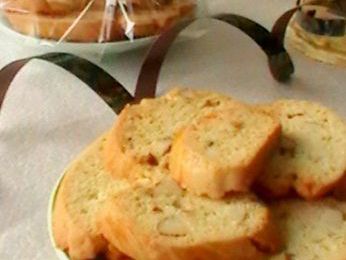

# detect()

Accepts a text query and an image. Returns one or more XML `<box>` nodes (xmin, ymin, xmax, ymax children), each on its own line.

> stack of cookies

<box><xmin>52</xmin><ymin>88</ymin><xmax>346</xmax><ymax>260</ymax></box>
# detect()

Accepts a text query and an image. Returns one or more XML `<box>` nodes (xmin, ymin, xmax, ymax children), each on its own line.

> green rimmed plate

<box><xmin>47</xmin><ymin>171</ymin><xmax>70</xmax><ymax>260</ymax></box>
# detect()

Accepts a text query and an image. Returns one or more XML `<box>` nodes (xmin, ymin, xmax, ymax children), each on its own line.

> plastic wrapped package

<box><xmin>286</xmin><ymin>0</ymin><xmax>346</xmax><ymax>66</ymax></box>
<box><xmin>0</xmin><ymin>0</ymin><xmax>199</xmax><ymax>43</ymax></box>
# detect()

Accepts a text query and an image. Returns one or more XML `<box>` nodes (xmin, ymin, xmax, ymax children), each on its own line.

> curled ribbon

<box><xmin>0</xmin><ymin>13</ymin><xmax>295</xmax><ymax>116</ymax></box>
<box><xmin>135</xmin><ymin>14</ymin><xmax>295</xmax><ymax>101</ymax></box>
<box><xmin>0</xmin><ymin>53</ymin><xmax>133</xmax><ymax>114</ymax></box>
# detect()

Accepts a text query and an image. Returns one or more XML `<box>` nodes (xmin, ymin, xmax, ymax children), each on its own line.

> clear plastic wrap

<box><xmin>0</xmin><ymin>0</ymin><xmax>201</xmax><ymax>51</ymax></box>
<box><xmin>286</xmin><ymin>0</ymin><xmax>346</xmax><ymax>65</ymax></box>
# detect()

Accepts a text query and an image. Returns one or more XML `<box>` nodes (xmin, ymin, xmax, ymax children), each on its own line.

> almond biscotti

<box><xmin>257</xmin><ymin>100</ymin><xmax>346</xmax><ymax>199</ymax></box>
<box><xmin>104</xmin><ymin>88</ymin><xmax>238</xmax><ymax>182</ymax></box>
<box><xmin>169</xmin><ymin>106</ymin><xmax>281</xmax><ymax>198</ymax></box>
<box><xmin>270</xmin><ymin>199</ymin><xmax>346</xmax><ymax>260</ymax></box>
<box><xmin>101</xmin><ymin>89</ymin><xmax>283</xmax><ymax>259</ymax></box>
<box><xmin>52</xmin><ymin>134</ymin><xmax>130</xmax><ymax>260</ymax></box>
<box><xmin>100</xmin><ymin>173</ymin><xmax>281</xmax><ymax>260</ymax></box>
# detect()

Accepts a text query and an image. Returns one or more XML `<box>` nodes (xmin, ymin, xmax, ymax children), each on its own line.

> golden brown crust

<box><xmin>334</xmin><ymin>173</ymin><xmax>346</xmax><ymax>201</ymax></box>
<box><xmin>104</xmin><ymin>105</ymin><xmax>141</xmax><ymax>182</ymax></box>
<box><xmin>257</xmin><ymin>100</ymin><xmax>346</xmax><ymax>200</ymax></box>
<box><xmin>252</xmin><ymin>211</ymin><xmax>282</xmax><ymax>254</ymax></box>
<box><xmin>53</xmin><ymin>168</ymin><xmax>108</xmax><ymax>259</ymax></box>
<box><xmin>102</xmin><ymin>214</ymin><xmax>270</xmax><ymax>260</ymax></box>
<box><xmin>104</xmin><ymin>88</ymin><xmax>238</xmax><ymax>182</ymax></box>
<box><xmin>169</xmin><ymin>106</ymin><xmax>281</xmax><ymax>198</ymax></box>
<box><xmin>52</xmin><ymin>134</ymin><xmax>129</xmax><ymax>260</ymax></box>
<box><xmin>100</xmin><ymin>201</ymin><xmax>279</xmax><ymax>260</ymax></box>
<box><xmin>99</xmin><ymin>177</ymin><xmax>281</xmax><ymax>260</ymax></box>
<box><xmin>105</xmin><ymin>244</ymin><xmax>133</xmax><ymax>260</ymax></box>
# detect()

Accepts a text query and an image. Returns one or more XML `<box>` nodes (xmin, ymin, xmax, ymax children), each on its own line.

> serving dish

<box><xmin>48</xmin><ymin>173</ymin><xmax>70</xmax><ymax>260</ymax></box>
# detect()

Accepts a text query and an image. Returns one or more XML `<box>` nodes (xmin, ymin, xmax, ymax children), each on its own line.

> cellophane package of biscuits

<box><xmin>0</xmin><ymin>0</ymin><xmax>201</xmax><ymax>47</ymax></box>
<box><xmin>288</xmin><ymin>0</ymin><xmax>346</xmax><ymax>66</ymax></box>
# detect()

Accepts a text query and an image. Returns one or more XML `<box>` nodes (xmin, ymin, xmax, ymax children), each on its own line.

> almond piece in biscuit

<box><xmin>100</xmin><ymin>174</ymin><xmax>281</xmax><ymax>260</ymax></box>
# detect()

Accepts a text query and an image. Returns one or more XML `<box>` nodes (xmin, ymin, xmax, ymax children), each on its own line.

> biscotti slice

<box><xmin>100</xmin><ymin>173</ymin><xmax>281</xmax><ymax>260</ymax></box>
<box><xmin>169</xmin><ymin>106</ymin><xmax>281</xmax><ymax>198</ymax></box>
<box><xmin>270</xmin><ymin>199</ymin><xmax>346</xmax><ymax>260</ymax></box>
<box><xmin>52</xmin><ymin>133</ymin><xmax>130</xmax><ymax>260</ymax></box>
<box><xmin>104</xmin><ymin>88</ymin><xmax>237</xmax><ymax>181</ymax></box>
<box><xmin>257</xmin><ymin>100</ymin><xmax>346</xmax><ymax>199</ymax></box>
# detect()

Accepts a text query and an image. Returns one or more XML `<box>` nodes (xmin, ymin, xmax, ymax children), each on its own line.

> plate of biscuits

<box><xmin>48</xmin><ymin>88</ymin><xmax>346</xmax><ymax>260</ymax></box>
<box><xmin>0</xmin><ymin>0</ymin><xmax>198</xmax><ymax>53</ymax></box>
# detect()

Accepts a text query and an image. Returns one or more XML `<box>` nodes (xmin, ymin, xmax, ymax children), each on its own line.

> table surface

<box><xmin>0</xmin><ymin>0</ymin><xmax>345</xmax><ymax>259</ymax></box>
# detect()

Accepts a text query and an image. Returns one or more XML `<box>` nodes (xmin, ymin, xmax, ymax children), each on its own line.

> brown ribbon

<box><xmin>0</xmin><ymin>13</ymin><xmax>296</xmax><ymax>116</ymax></box>
<box><xmin>272</xmin><ymin>7</ymin><xmax>301</xmax><ymax>44</ymax></box>
<box><xmin>0</xmin><ymin>53</ymin><xmax>133</xmax><ymax>114</ymax></box>
<box><xmin>135</xmin><ymin>14</ymin><xmax>295</xmax><ymax>101</ymax></box>
<box><xmin>0</xmin><ymin>59</ymin><xmax>27</xmax><ymax>111</ymax></box>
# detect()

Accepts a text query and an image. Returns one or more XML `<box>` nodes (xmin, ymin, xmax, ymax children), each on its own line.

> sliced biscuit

<box><xmin>52</xmin><ymin>134</ymin><xmax>130</xmax><ymax>259</ymax></box>
<box><xmin>270</xmin><ymin>199</ymin><xmax>346</xmax><ymax>260</ymax></box>
<box><xmin>169</xmin><ymin>106</ymin><xmax>281</xmax><ymax>198</ymax></box>
<box><xmin>100</xmin><ymin>172</ymin><xmax>281</xmax><ymax>260</ymax></box>
<box><xmin>258</xmin><ymin>100</ymin><xmax>346</xmax><ymax>199</ymax></box>
<box><xmin>104</xmin><ymin>88</ymin><xmax>237</xmax><ymax>182</ymax></box>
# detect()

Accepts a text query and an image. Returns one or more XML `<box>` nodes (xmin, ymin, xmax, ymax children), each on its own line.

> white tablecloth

<box><xmin>0</xmin><ymin>1</ymin><xmax>345</xmax><ymax>259</ymax></box>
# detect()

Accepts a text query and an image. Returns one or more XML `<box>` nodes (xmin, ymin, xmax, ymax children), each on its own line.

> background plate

<box><xmin>0</xmin><ymin>12</ymin><xmax>157</xmax><ymax>54</ymax></box>
<box><xmin>0</xmin><ymin>1</ymin><xmax>207</xmax><ymax>55</ymax></box>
